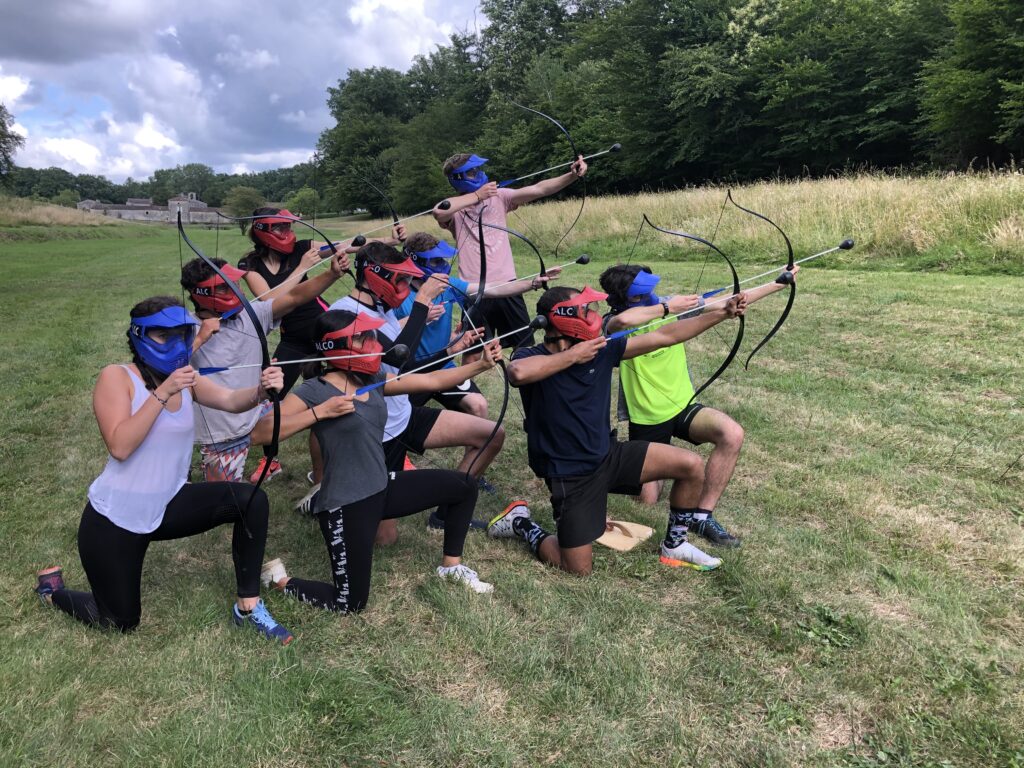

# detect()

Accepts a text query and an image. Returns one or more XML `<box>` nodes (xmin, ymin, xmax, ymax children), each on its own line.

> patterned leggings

<box><xmin>284</xmin><ymin>470</ymin><xmax>477</xmax><ymax>613</ymax></box>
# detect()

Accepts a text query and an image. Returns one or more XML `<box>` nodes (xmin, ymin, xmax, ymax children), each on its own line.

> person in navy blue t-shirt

<box><xmin>488</xmin><ymin>285</ymin><xmax>746</xmax><ymax>575</ymax></box>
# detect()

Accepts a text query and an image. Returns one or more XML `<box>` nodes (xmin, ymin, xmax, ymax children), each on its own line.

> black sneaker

<box><xmin>427</xmin><ymin>509</ymin><xmax>487</xmax><ymax>531</ymax></box>
<box><xmin>691</xmin><ymin>516</ymin><xmax>741</xmax><ymax>547</ymax></box>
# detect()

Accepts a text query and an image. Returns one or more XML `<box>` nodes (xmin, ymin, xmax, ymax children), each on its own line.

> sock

<box><xmin>693</xmin><ymin>508</ymin><xmax>713</xmax><ymax>521</ymax></box>
<box><xmin>664</xmin><ymin>506</ymin><xmax>694</xmax><ymax>549</ymax></box>
<box><xmin>513</xmin><ymin>516</ymin><xmax>550</xmax><ymax>557</ymax></box>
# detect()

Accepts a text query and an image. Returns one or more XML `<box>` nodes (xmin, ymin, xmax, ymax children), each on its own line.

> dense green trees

<box><xmin>317</xmin><ymin>0</ymin><xmax>1023</xmax><ymax>214</ymax></box>
<box><xmin>5</xmin><ymin>0</ymin><xmax>1022</xmax><ymax>212</ymax></box>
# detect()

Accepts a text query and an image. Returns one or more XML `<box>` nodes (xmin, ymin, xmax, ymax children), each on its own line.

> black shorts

<box><xmin>545</xmin><ymin>440</ymin><xmax>650</xmax><ymax>548</ymax></box>
<box><xmin>409</xmin><ymin>377</ymin><xmax>482</xmax><ymax>410</ymax></box>
<box><xmin>383</xmin><ymin>406</ymin><xmax>442</xmax><ymax>472</ymax></box>
<box><xmin>465</xmin><ymin>295</ymin><xmax>533</xmax><ymax>349</ymax></box>
<box><xmin>628</xmin><ymin>403</ymin><xmax>706</xmax><ymax>446</ymax></box>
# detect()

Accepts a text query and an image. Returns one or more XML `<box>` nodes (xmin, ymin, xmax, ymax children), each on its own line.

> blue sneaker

<box><xmin>35</xmin><ymin>568</ymin><xmax>64</xmax><ymax>605</ymax></box>
<box><xmin>232</xmin><ymin>599</ymin><xmax>293</xmax><ymax>645</ymax></box>
<box><xmin>691</xmin><ymin>516</ymin><xmax>741</xmax><ymax>548</ymax></box>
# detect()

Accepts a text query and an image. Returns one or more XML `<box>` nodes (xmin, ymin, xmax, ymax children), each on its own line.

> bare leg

<box><xmin>423</xmin><ymin>410</ymin><xmax>505</xmax><ymax>477</ymax></box>
<box><xmin>457</xmin><ymin>392</ymin><xmax>489</xmax><ymax>419</ymax></box>
<box><xmin>685</xmin><ymin>408</ymin><xmax>744</xmax><ymax>511</ymax></box>
<box><xmin>639</xmin><ymin>442</ymin><xmax>704</xmax><ymax>509</ymax></box>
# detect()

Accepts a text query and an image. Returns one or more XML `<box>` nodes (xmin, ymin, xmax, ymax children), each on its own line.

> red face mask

<box><xmin>360</xmin><ymin>257</ymin><xmax>424</xmax><ymax>309</ymax></box>
<box><xmin>191</xmin><ymin>264</ymin><xmax>247</xmax><ymax>314</ymax></box>
<box><xmin>316</xmin><ymin>314</ymin><xmax>387</xmax><ymax>375</ymax></box>
<box><xmin>252</xmin><ymin>209</ymin><xmax>297</xmax><ymax>253</ymax></box>
<box><xmin>548</xmin><ymin>286</ymin><xmax>608</xmax><ymax>341</ymax></box>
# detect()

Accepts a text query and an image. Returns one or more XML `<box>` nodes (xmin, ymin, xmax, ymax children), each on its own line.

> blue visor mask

<box><xmin>409</xmin><ymin>240</ymin><xmax>457</xmax><ymax>278</ymax></box>
<box><xmin>128</xmin><ymin>306</ymin><xmax>199</xmax><ymax>376</ymax></box>
<box><xmin>623</xmin><ymin>271</ymin><xmax>662</xmax><ymax>307</ymax></box>
<box><xmin>448</xmin><ymin>154</ymin><xmax>489</xmax><ymax>194</ymax></box>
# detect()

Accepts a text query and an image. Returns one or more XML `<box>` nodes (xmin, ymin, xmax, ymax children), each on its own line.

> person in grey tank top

<box><xmin>254</xmin><ymin>309</ymin><xmax>505</xmax><ymax>613</ymax></box>
<box><xmin>34</xmin><ymin>296</ymin><xmax>294</xmax><ymax>645</ymax></box>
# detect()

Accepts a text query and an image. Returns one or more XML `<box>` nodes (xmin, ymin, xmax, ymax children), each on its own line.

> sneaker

<box><xmin>403</xmin><ymin>456</ymin><xmax>417</xmax><ymax>471</ymax></box>
<box><xmin>477</xmin><ymin>476</ymin><xmax>498</xmax><ymax>495</ymax></box>
<box><xmin>249</xmin><ymin>457</ymin><xmax>283</xmax><ymax>485</ymax></box>
<box><xmin>260</xmin><ymin>558</ymin><xmax>288</xmax><ymax>588</ymax></box>
<box><xmin>437</xmin><ymin>564</ymin><xmax>493</xmax><ymax>594</ymax></box>
<box><xmin>659</xmin><ymin>540</ymin><xmax>722</xmax><ymax>571</ymax></box>
<box><xmin>295</xmin><ymin>484</ymin><xmax>320</xmax><ymax>516</ymax></box>
<box><xmin>691</xmin><ymin>516</ymin><xmax>741</xmax><ymax>547</ymax></box>
<box><xmin>232</xmin><ymin>599</ymin><xmax>293</xmax><ymax>645</ymax></box>
<box><xmin>35</xmin><ymin>567</ymin><xmax>64</xmax><ymax>605</ymax></box>
<box><xmin>487</xmin><ymin>501</ymin><xmax>530</xmax><ymax>539</ymax></box>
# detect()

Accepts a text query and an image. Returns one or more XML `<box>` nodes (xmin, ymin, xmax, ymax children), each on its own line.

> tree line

<box><xmin>2</xmin><ymin>0</ymin><xmax>1021</xmax><ymax>218</ymax></box>
<box><xmin>319</xmin><ymin>0</ymin><xmax>1024</xmax><ymax>216</ymax></box>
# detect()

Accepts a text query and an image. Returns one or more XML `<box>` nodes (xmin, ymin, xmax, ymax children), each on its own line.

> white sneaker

<box><xmin>487</xmin><ymin>501</ymin><xmax>530</xmax><ymax>539</ymax></box>
<box><xmin>437</xmin><ymin>564</ymin><xmax>493</xmax><ymax>594</ymax></box>
<box><xmin>659</xmin><ymin>540</ymin><xmax>722</xmax><ymax>571</ymax></box>
<box><xmin>295</xmin><ymin>484</ymin><xmax>320</xmax><ymax>516</ymax></box>
<box><xmin>260</xmin><ymin>558</ymin><xmax>288</xmax><ymax>587</ymax></box>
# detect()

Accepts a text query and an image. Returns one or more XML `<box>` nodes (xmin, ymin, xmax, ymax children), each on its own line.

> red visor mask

<box><xmin>316</xmin><ymin>314</ymin><xmax>386</xmax><ymax>375</ymax></box>
<box><xmin>191</xmin><ymin>264</ymin><xmax>247</xmax><ymax>313</ymax></box>
<box><xmin>360</xmin><ymin>257</ymin><xmax>424</xmax><ymax>309</ymax></box>
<box><xmin>548</xmin><ymin>286</ymin><xmax>608</xmax><ymax>341</ymax></box>
<box><xmin>252</xmin><ymin>209</ymin><xmax>297</xmax><ymax>252</ymax></box>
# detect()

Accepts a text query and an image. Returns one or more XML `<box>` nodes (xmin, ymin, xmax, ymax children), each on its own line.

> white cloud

<box><xmin>214</xmin><ymin>34</ymin><xmax>279</xmax><ymax>72</ymax></box>
<box><xmin>38</xmin><ymin>137</ymin><xmax>103</xmax><ymax>171</ymax></box>
<box><xmin>12</xmin><ymin>121</ymin><xmax>28</xmax><ymax>138</ymax></box>
<box><xmin>133</xmin><ymin>113</ymin><xmax>179</xmax><ymax>150</ymax></box>
<box><xmin>0</xmin><ymin>67</ymin><xmax>31</xmax><ymax>107</ymax></box>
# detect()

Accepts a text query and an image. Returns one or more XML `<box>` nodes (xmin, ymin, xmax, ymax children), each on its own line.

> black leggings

<box><xmin>284</xmin><ymin>470</ymin><xmax>477</xmax><ymax>613</ymax></box>
<box><xmin>51</xmin><ymin>483</ymin><xmax>269</xmax><ymax>632</ymax></box>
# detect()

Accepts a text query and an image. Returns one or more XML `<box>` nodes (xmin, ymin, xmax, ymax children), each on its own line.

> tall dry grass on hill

<box><xmin>0</xmin><ymin>195</ymin><xmax>131</xmax><ymax>228</ymax></box>
<box><xmin>344</xmin><ymin>172</ymin><xmax>1024</xmax><ymax>273</ymax></box>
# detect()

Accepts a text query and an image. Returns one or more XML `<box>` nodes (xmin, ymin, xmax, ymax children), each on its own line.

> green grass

<box><xmin>1</xmin><ymin>184</ymin><xmax>1022</xmax><ymax>767</ymax></box>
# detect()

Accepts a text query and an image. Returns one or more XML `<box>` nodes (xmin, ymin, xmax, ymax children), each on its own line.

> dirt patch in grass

<box><xmin>812</xmin><ymin>708</ymin><xmax>864</xmax><ymax>750</ymax></box>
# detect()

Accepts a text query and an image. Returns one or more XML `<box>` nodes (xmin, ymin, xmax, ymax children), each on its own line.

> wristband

<box><xmin>661</xmin><ymin>301</ymin><xmax>670</xmax><ymax>318</ymax></box>
<box><xmin>311</xmin><ymin>407</ymin><xmax>320</xmax><ymax>422</ymax></box>
<box><xmin>152</xmin><ymin>391</ymin><xmax>169</xmax><ymax>407</ymax></box>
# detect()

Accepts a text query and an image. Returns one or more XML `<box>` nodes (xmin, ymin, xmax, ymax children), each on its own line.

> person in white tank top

<box><xmin>34</xmin><ymin>296</ymin><xmax>293</xmax><ymax>645</ymax></box>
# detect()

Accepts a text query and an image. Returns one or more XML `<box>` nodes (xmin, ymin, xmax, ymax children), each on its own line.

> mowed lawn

<box><xmin>1</xmin><ymin>209</ymin><xmax>1022</xmax><ymax>767</ymax></box>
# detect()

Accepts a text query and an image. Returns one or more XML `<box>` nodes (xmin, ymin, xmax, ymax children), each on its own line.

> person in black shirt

<box><xmin>489</xmin><ymin>285</ymin><xmax>746</xmax><ymax>576</ymax></box>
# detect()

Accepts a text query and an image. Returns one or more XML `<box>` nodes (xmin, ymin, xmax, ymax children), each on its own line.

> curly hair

<box><xmin>180</xmin><ymin>256</ymin><xmax>231</xmax><ymax>292</ymax></box>
<box><xmin>599</xmin><ymin>264</ymin><xmax>650</xmax><ymax>308</ymax></box>
<box><xmin>442</xmin><ymin>153</ymin><xmax>475</xmax><ymax>177</ymax></box>
<box><xmin>403</xmin><ymin>231</ymin><xmax>440</xmax><ymax>254</ymax></box>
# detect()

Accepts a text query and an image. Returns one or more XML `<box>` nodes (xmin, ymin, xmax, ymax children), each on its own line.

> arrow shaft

<box><xmin>499</xmin><ymin>146</ymin><xmax>618</xmax><ymax>187</ymax></box>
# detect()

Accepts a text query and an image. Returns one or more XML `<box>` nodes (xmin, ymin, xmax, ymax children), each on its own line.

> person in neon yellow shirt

<box><xmin>600</xmin><ymin>263</ymin><xmax>798</xmax><ymax>547</ymax></box>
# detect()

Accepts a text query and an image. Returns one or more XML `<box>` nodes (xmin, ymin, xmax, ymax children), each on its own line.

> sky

<box><xmin>0</xmin><ymin>0</ymin><xmax>481</xmax><ymax>182</ymax></box>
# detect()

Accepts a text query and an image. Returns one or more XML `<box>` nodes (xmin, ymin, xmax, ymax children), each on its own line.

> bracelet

<box><xmin>311</xmin><ymin>407</ymin><xmax>320</xmax><ymax>423</ymax></box>
<box><xmin>152</xmin><ymin>391</ymin><xmax>169</xmax><ymax>407</ymax></box>
<box><xmin>661</xmin><ymin>301</ymin><xmax>670</xmax><ymax>318</ymax></box>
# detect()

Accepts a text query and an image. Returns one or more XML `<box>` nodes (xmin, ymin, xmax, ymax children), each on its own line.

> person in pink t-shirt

<box><xmin>434</xmin><ymin>152</ymin><xmax>587</xmax><ymax>348</ymax></box>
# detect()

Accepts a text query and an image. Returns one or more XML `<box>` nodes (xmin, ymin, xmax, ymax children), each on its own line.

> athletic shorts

<box><xmin>465</xmin><ymin>295</ymin><xmax>533</xmax><ymax>349</ymax></box>
<box><xmin>544</xmin><ymin>440</ymin><xmax>650</xmax><ymax>548</ymax></box>
<box><xmin>383</xmin><ymin>405</ymin><xmax>443</xmax><ymax>472</ymax></box>
<box><xmin>628</xmin><ymin>403</ymin><xmax>706</xmax><ymax>446</ymax></box>
<box><xmin>199</xmin><ymin>400</ymin><xmax>275</xmax><ymax>482</ymax></box>
<box><xmin>409</xmin><ymin>377</ymin><xmax>482</xmax><ymax>410</ymax></box>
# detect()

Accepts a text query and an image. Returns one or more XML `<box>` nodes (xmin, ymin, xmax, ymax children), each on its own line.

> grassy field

<box><xmin>1</xmin><ymin>176</ymin><xmax>1022</xmax><ymax>767</ymax></box>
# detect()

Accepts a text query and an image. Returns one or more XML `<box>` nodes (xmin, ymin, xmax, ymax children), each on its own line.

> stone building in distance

<box><xmin>77</xmin><ymin>192</ymin><xmax>226</xmax><ymax>225</ymax></box>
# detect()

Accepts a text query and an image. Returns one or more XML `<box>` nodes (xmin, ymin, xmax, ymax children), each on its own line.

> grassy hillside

<box><xmin>1</xmin><ymin>176</ymin><xmax>1021</xmax><ymax>767</ymax></box>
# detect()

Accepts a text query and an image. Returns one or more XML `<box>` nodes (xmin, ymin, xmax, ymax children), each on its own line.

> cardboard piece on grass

<box><xmin>596</xmin><ymin>519</ymin><xmax>654</xmax><ymax>551</ymax></box>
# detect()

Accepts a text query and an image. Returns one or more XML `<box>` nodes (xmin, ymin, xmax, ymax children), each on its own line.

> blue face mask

<box><xmin>617</xmin><ymin>270</ymin><xmax>662</xmax><ymax>309</ymax></box>
<box><xmin>409</xmin><ymin>240</ymin><xmax>457</xmax><ymax>279</ymax></box>
<box><xmin>448</xmin><ymin>154</ymin><xmax>489</xmax><ymax>194</ymax></box>
<box><xmin>128</xmin><ymin>306</ymin><xmax>199</xmax><ymax>375</ymax></box>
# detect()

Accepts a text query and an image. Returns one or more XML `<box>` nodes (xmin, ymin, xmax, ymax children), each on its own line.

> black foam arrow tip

<box><xmin>530</xmin><ymin>314</ymin><xmax>549</xmax><ymax>329</ymax></box>
<box><xmin>437</xmin><ymin>200</ymin><xmax>452</xmax><ymax>210</ymax></box>
<box><xmin>352</xmin><ymin>235</ymin><xmax>366</xmax><ymax>247</ymax></box>
<box><xmin>839</xmin><ymin>238</ymin><xmax>855</xmax><ymax>250</ymax></box>
<box><xmin>576</xmin><ymin>254</ymin><xmax>591</xmax><ymax>265</ymax></box>
<box><xmin>610</xmin><ymin>143</ymin><xmax>622</xmax><ymax>152</ymax></box>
